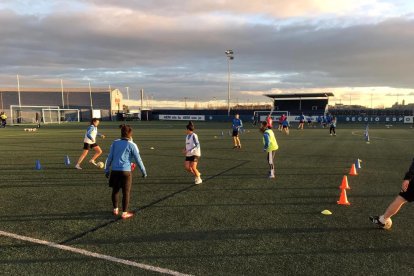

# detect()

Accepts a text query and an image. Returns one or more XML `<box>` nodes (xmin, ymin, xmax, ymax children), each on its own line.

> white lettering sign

<box><xmin>159</xmin><ymin>114</ymin><xmax>205</xmax><ymax>121</ymax></box>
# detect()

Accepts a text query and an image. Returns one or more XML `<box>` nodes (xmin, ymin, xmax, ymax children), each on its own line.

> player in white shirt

<box><xmin>183</xmin><ymin>121</ymin><xmax>202</xmax><ymax>184</ymax></box>
<box><xmin>75</xmin><ymin>118</ymin><xmax>105</xmax><ymax>170</ymax></box>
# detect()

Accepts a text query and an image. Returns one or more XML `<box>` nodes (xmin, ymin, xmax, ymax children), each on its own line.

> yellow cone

<box><xmin>321</xmin><ymin>210</ymin><xmax>332</xmax><ymax>215</ymax></box>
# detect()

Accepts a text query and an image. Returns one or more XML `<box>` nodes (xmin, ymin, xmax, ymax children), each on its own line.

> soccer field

<box><xmin>1</xmin><ymin>121</ymin><xmax>414</xmax><ymax>275</ymax></box>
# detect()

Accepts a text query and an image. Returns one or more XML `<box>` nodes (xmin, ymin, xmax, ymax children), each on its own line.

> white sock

<box><xmin>379</xmin><ymin>215</ymin><xmax>386</xmax><ymax>224</ymax></box>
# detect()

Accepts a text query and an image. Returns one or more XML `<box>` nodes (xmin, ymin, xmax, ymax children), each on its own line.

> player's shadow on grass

<box><xmin>75</xmin><ymin>227</ymin><xmax>383</xmax><ymax>246</ymax></box>
<box><xmin>0</xmin><ymin>211</ymin><xmax>112</xmax><ymax>222</ymax></box>
<box><xmin>284</xmin><ymin>194</ymin><xmax>395</xmax><ymax>199</ymax></box>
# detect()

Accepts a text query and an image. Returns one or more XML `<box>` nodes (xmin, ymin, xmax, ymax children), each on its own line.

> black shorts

<box><xmin>83</xmin><ymin>143</ymin><xmax>98</xmax><ymax>150</ymax></box>
<box><xmin>399</xmin><ymin>181</ymin><xmax>414</xmax><ymax>202</ymax></box>
<box><xmin>282</xmin><ymin>125</ymin><xmax>288</xmax><ymax>129</ymax></box>
<box><xmin>232</xmin><ymin>130</ymin><xmax>239</xmax><ymax>137</ymax></box>
<box><xmin>109</xmin><ymin>171</ymin><xmax>132</xmax><ymax>188</ymax></box>
<box><xmin>185</xmin><ymin>156</ymin><xmax>200</xmax><ymax>162</ymax></box>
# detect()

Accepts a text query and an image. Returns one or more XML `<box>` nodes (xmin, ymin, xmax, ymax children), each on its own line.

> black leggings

<box><xmin>109</xmin><ymin>171</ymin><xmax>132</xmax><ymax>211</ymax></box>
<box><xmin>330</xmin><ymin>126</ymin><xmax>336</xmax><ymax>134</ymax></box>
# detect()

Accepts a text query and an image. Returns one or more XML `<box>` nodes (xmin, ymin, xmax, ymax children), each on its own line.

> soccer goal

<box><xmin>9</xmin><ymin>105</ymin><xmax>80</xmax><ymax>125</ymax></box>
<box><xmin>42</xmin><ymin>108</ymin><xmax>80</xmax><ymax>124</ymax></box>
<box><xmin>10</xmin><ymin>105</ymin><xmax>60</xmax><ymax>126</ymax></box>
<box><xmin>253</xmin><ymin>110</ymin><xmax>290</xmax><ymax>122</ymax></box>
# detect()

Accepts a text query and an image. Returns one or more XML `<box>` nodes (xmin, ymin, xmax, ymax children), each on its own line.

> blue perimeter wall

<box><xmin>151</xmin><ymin>109</ymin><xmax>414</xmax><ymax>124</ymax></box>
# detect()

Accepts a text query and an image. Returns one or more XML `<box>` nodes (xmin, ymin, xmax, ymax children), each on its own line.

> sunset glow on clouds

<box><xmin>1</xmin><ymin>0</ymin><xmax>414</xmax><ymax>107</ymax></box>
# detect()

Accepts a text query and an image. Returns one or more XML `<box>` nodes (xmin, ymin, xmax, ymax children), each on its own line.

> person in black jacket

<box><xmin>370</xmin><ymin>159</ymin><xmax>414</xmax><ymax>229</ymax></box>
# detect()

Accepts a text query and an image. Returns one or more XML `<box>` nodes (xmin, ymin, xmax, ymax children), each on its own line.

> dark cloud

<box><xmin>0</xmin><ymin>6</ymin><xmax>414</xmax><ymax>101</ymax></box>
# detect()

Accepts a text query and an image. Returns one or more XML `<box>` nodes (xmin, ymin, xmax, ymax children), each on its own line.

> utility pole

<box><xmin>225</xmin><ymin>50</ymin><xmax>234</xmax><ymax>116</ymax></box>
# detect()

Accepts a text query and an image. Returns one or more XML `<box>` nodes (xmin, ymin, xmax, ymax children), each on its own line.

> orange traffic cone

<box><xmin>349</xmin><ymin>164</ymin><xmax>358</xmax><ymax>176</ymax></box>
<box><xmin>339</xmin><ymin>175</ymin><xmax>350</xmax><ymax>190</ymax></box>
<box><xmin>337</xmin><ymin>189</ymin><xmax>351</xmax><ymax>205</ymax></box>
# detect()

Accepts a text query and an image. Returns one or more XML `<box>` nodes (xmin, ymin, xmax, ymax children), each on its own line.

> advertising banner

<box><xmin>159</xmin><ymin>114</ymin><xmax>205</xmax><ymax>121</ymax></box>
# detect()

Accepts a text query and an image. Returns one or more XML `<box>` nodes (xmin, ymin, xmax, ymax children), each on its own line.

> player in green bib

<box><xmin>260</xmin><ymin>121</ymin><xmax>279</xmax><ymax>179</ymax></box>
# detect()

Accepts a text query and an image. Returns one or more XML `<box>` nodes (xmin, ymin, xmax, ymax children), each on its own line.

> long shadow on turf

<box><xmin>0</xmin><ymin>211</ymin><xmax>112</xmax><ymax>222</ymax></box>
<box><xmin>74</xmin><ymin>227</ymin><xmax>383</xmax><ymax>245</ymax></box>
<box><xmin>58</xmin><ymin>160</ymin><xmax>250</xmax><ymax>245</ymax></box>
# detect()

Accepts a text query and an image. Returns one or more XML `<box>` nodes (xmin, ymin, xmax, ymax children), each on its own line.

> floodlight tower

<box><xmin>225</xmin><ymin>50</ymin><xmax>234</xmax><ymax>116</ymax></box>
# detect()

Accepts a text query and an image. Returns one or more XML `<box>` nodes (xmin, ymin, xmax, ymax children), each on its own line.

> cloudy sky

<box><xmin>1</xmin><ymin>0</ymin><xmax>414</xmax><ymax>107</ymax></box>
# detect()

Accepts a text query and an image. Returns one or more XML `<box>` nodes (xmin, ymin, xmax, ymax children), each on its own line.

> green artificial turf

<box><xmin>1</xmin><ymin>121</ymin><xmax>414</xmax><ymax>275</ymax></box>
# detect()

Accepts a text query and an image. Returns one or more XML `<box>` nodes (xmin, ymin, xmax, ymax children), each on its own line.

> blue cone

<box><xmin>65</xmin><ymin>155</ymin><xmax>71</xmax><ymax>166</ymax></box>
<box><xmin>35</xmin><ymin>160</ymin><xmax>42</xmax><ymax>170</ymax></box>
<box><xmin>355</xmin><ymin>159</ymin><xmax>362</xmax><ymax>169</ymax></box>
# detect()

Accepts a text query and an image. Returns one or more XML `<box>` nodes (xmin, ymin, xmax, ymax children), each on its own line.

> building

<box><xmin>265</xmin><ymin>92</ymin><xmax>334</xmax><ymax>115</ymax></box>
<box><xmin>0</xmin><ymin>87</ymin><xmax>128</xmax><ymax>123</ymax></box>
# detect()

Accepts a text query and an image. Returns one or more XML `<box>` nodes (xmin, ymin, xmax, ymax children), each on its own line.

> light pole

<box><xmin>125</xmin><ymin>87</ymin><xmax>129</xmax><ymax>100</ymax></box>
<box><xmin>225</xmin><ymin>50</ymin><xmax>234</xmax><ymax>116</ymax></box>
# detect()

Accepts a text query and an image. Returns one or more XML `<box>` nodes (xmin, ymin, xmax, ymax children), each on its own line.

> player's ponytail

<box><xmin>91</xmin><ymin>118</ymin><xmax>98</xmax><ymax>123</ymax></box>
<box><xmin>260</xmin><ymin>121</ymin><xmax>268</xmax><ymax>133</ymax></box>
<box><xmin>186</xmin><ymin>121</ymin><xmax>194</xmax><ymax>131</ymax></box>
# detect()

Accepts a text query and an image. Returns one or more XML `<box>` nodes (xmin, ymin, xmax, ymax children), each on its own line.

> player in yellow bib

<box><xmin>0</xmin><ymin>112</ymin><xmax>7</xmax><ymax>128</ymax></box>
<box><xmin>260</xmin><ymin>121</ymin><xmax>279</xmax><ymax>179</ymax></box>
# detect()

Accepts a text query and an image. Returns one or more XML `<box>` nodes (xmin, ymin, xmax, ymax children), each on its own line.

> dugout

<box><xmin>265</xmin><ymin>93</ymin><xmax>334</xmax><ymax>116</ymax></box>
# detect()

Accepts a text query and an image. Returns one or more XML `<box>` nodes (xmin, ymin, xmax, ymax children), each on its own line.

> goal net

<box><xmin>10</xmin><ymin>105</ymin><xmax>59</xmax><ymax>125</ymax></box>
<box><xmin>9</xmin><ymin>105</ymin><xmax>80</xmax><ymax>125</ymax></box>
<box><xmin>42</xmin><ymin>108</ymin><xmax>80</xmax><ymax>124</ymax></box>
<box><xmin>253</xmin><ymin>110</ymin><xmax>290</xmax><ymax>122</ymax></box>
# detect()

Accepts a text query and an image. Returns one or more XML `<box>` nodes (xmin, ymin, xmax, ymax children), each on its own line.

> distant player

<box><xmin>232</xmin><ymin>114</ymin><xmax>243</xmax><ymax>149</ymax></box>
<box><xmin>282</xmin><ymin>117</ymin><xmax>290</xmax><ymax>135</ymax></box>
<box><xmin>266</xmin><ymin>114</ymin><xmax>273</xmax><ymax>129</ymax></box>
<box><xmin>307</xmin><ymin>115</ymin><xmax>313</xmax><ymax>127</ymax></box>
<box><xmin>298</xmin><ymin>113</ymin><xmax>305</xmax><ymax>130</ymax></box>
<box><xmin>260</xmin><ymin>121</ymin><xmax>279</xmax><ymax>179</ymax></box>
<box><xmin>322</xmin><ymin>116</ymin><xmax>327</xmax><ymax>128</ymax></box>
<box><xmin>183</xmin><ymin>121</ymin><xmax>202</xmax><ymax>185</ymax></box>
<box><xmin>0</xmin><ymin>112</ymin><xmax>7</xmax><ymax>128</ymax></box>
<box><xmin>370</xmin><ymin>158</ymin><xmax>414</xmax><ymax>229</ymax></box>
<box><xmin>329</xmin><ymin>117</ymin><xmax>337</xmax><ymax>136</ymax></box>
<box><xmin>317</xmin><ymin>115</ymin><xmax>322</xmax><ymax>127</ymax></box>
<box><xmin>278</xmin><ymin>114</ymin><xmax>286</xmax><ymax>132</ymax></box>
<box><xmin>105</xmin><ymin>124</ymin><xmax>146</xmax><ymax>219</ymax></box>
<box><xmin>75</xmin><ymin>118</ymin><xmax>105</xmax><ymax>170</ymax></box>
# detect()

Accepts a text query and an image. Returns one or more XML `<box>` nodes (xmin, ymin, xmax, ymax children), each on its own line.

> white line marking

<box><xmin>0</xmin><ymin>230</ymin><xmax>192</xmax><ymax>276</ymax></box>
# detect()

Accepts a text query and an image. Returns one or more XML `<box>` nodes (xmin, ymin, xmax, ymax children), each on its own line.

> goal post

<box><xmin>42</xmin><ymin>108</ymin><xmax>80</xmax><ymax>124</ymax></box>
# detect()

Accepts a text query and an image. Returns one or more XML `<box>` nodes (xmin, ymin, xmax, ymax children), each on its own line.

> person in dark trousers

<box><xmin>0</xmin><ymin>112</ymin><xmax>7</xmax><ymax>128</ymax></box>
<box><xmin>105</xmin><ymin>125</ymin><xmax>147</xmax><ymax>219</ymax></box>
<box><xmin>329</xmin><ymin>117</ymin><xmax>337</xmax><ymax>136</ymax></box>
<box><xmin>370</xmin><ymin>158</ymin><xmax>414</xmax><ymax>229</ymax></box>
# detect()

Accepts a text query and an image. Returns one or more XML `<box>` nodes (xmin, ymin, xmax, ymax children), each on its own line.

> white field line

<box><xmin>0</xmin><ymin>230</ymin><xmax>192</xmax><ymax>276</ymax></box>
<box><xmin>351</xmin><ymin>131</ymin><xmax>390</xmax><ymax>140</ymax></box>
